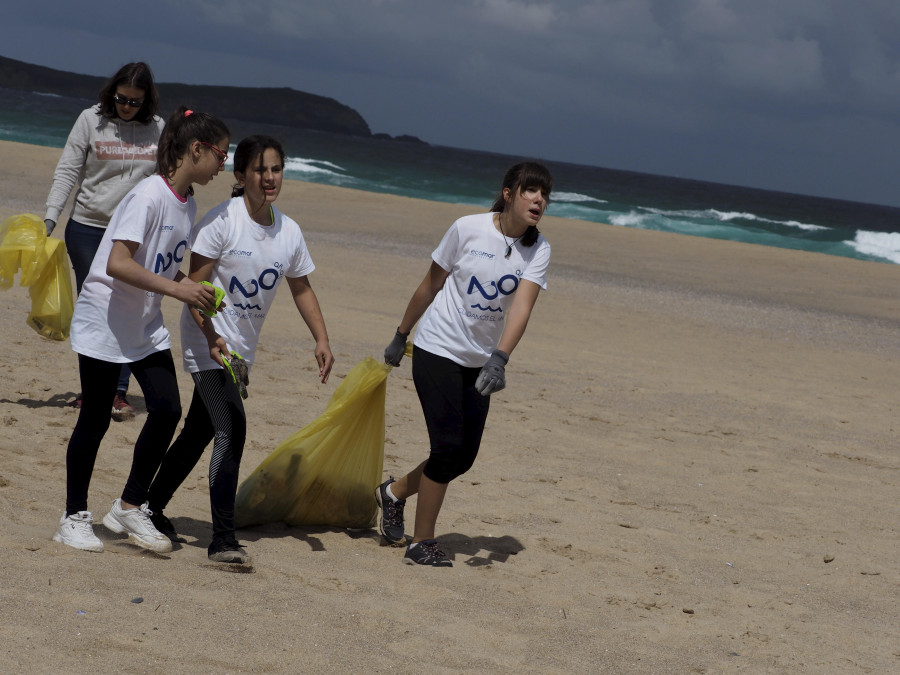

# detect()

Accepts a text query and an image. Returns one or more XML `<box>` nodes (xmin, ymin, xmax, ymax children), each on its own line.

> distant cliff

<box><xmin>0</xmin><ymin>55</ymin><xmax>372</xmax><ymax>137</ymax></box>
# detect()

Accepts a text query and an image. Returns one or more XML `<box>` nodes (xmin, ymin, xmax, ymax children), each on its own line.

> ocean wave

<box><xmin>284</xmin><ymin>156</ymin><xmax>346</xmax><ymax>177</ymax></box>
<box><xmin>642</xmin><ymin>207</ymin><xmax>825</xmax><ymax>231</ymax></box>
<box><xmin>609</xmin><ymin>211</ymin><xmax>650</xmax><ymax>228</ymax></box>
<box><xmin>552</xmin><ymin>191</ymin><xmax>606</xmax><ymax>204</ymax></box>
<box><xmin>845</xmin><ymin>231</ymin><xmax>900</xmax><ymax>264</ymax></box>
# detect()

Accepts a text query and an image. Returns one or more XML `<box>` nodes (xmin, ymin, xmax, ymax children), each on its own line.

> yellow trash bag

<box><xmin>0</xmin><ymin>214</ymin><xmax>74</xmax><ymax>341</ymax></box>
<box><xmin>235</xmin><ymin>355</ymin><xmax>392</xmax><ymax>530</ymax></box>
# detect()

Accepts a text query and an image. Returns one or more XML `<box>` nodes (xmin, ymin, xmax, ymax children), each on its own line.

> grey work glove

<box><xmin>44</xmin><ymin>219</ymin><xmax>56</xmax><ymax>236</ymax></box>
<box><xmin>384</xmin><ymin>328</ymin><xmax>410</xmax><ymax>366</ymax></box>
<box><xmin>475</xmin><ymin>350</ymin><xmax>509</xmax><ymax>396</ymax></box>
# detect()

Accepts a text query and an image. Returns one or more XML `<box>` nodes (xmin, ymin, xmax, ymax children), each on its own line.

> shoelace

<box><xmin>133</xmin><ymin>503</ymin><xmax>158</xmax><ymax>528</ymax></box>
<box><xmin>72</xmin><ymin>516</ymin><xmax>95</xmax><ymax>534</ymax></box>
<box><xmin>383</xmin><ymin>499</ymin><xmax>405</xmax><ymax>526</ymax></box>
<box><xmin>419</xmin><ymin>541</ymin><xmax>447</xmax><ymax>560</ymax></box>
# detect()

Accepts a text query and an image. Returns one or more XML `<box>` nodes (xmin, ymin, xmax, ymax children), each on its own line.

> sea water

<box><xmin>4</xmin><ymin>86</ymin><xmax>900</xmax><ymax>264</ymax></box>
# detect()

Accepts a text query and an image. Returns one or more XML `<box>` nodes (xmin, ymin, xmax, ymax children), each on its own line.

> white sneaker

<box><xmin>102</xmin><ymin>499</ymin><xmax>172</xmax><ymax>553</ymax></box>
<box><xmin>53</xmin><ymin>511</ymin><xmax>104</xmax><ymax>552</ymax></box>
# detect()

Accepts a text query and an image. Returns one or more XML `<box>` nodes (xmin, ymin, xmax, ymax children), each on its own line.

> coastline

<box><xmin>1</xmin><ymin>139</ymin><xmax>899</xmax><ymax>672</ymax></box>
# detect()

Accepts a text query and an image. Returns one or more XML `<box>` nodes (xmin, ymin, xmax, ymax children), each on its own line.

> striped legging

<box><xmin>148</xmin><ymin>368</ymin><xmax>246</xmax><ymax>544</ymax></box>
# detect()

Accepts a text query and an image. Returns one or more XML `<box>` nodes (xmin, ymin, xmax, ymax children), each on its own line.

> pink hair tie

<box><xmin>184</xmin><ymin>109</ymin><xmax>194</xmax><ymax>117</ymax></box>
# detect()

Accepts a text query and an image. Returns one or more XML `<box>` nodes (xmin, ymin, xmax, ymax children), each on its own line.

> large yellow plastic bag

<box><xmin>0</xmin><ymin>214</ymin><xmax>74</xmax><ymax>341</ymax></box>
<box><xmin>27</xmin><ymin>237</ymin><xmax>74</xmax><ymax>341</ymax></box>
<box><xmin>0</xmin><ymin>213</ymin><xmax>50</xmax><ymax>287</ymax></box>
<box><xmin>235</xmin><ymin>356</ymin><xmax>391</xmax><ymax>529</ymax></box>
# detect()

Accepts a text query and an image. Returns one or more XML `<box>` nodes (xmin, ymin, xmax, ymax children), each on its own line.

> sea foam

<box><xmin>846</xmin><ymin>231</ymin><xmax>900</xmax><ymax>264</ymax></box>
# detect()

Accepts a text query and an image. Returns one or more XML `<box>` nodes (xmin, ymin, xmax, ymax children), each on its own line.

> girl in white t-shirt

<box><xmin>146</xmin><ymin>135</ymin><xmax>335</xmax><ymax>564</ymax></box>
<box><xmin>53</xmin><ymin>106</ymin><xmax>231</xmax><ymax>555</ymax></box>
<box><xmin>376</xmin><ymin>162</ymin><xmax>554</xmax><ymax>566</ymax></box>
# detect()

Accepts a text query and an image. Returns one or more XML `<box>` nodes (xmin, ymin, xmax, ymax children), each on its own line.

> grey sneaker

<box><xmin>53</xmin><ymin>511</ymin><xmax>104</xmax><ymax>552</ymax></box>
<box><xmin>374</xmin><ymin>478</ymin><xmax>406</xmax><ymax>544</ymax></box>
<box><xmin>102</xmin><ymin>499</ymin><xmax>172</xmax><ymax>553</ymax></box>
<box><xmin>403</xmin><ymin>539</ymin><xmax>452</xmax><ymax>567</ymax></box>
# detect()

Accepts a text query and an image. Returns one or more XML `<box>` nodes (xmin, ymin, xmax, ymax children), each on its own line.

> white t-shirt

<box><xmin>180</xmin><ymin>197</ymin><xmax>316</xmax><ymax>373</ymax></box>
<box><xmin>70</xmin><ymin>175</ymin><xmax>196</xmax><ymax>362</ymax></box>
<box><xmin>414</xmin><ymin>212</ymin><xmax>551</xmax><ymax>367</ymax></box>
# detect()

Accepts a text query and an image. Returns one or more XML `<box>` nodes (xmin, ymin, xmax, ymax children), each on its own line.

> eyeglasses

<box><xmin>113</xmin><ymin>94</ymin><xmax>144</xmax><ymax>108</ymax></box>
<box><xmin>200</xmin><ymin>141</ymin><xmax>228</xmax><ymax>165</ymax></box>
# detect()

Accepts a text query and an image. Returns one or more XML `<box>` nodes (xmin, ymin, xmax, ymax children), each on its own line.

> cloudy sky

<box><xmin>3</xmin><ymin>1</ymin><xmax>900</xmax><ymax>206</ymax></box>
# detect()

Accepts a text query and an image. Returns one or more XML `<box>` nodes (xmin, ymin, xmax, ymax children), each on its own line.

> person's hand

<box><xmin>208</xmin><ymin>336</ymin><xmax>229</xmax><ymax>367</ymax></box>
<box><xmin>384</xmin><ymin>328</ymin><xmax>409</xmax><ymax>366</ymax></box>
<box><xmin>475</xmin><ymin>350</ymin><xmax>509</xmax><ymax>396</ymax></box>
<box><xmin>315</xmin><ymin>341</ymin><xmax>335</xmax><ymax>384</ymax></box>
<box><xmin>176</xmin><ymin>278</ymin><xmax>218</xmax><ymax>313</ymax></box>
<box><xmin>44</xmin><ymin>219</ymin><xmax>56</xmax><ymax>236</ymax></box>
<box><xmin>196</xmin><ymin>281</ymin><xmax>226</xmax><ymax>317</ymax></box>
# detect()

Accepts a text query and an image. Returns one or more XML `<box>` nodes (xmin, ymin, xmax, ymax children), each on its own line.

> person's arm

<box><xmin>183</xmin><ymin>254</ymin><xmax>230</xmax><ymax>367</ymax></box>
<box><xmin>474</xmin><ymin>279</ymin><xmax>542</xmax><ymax>396</ymax></box>
<box><xmin>45</xmin><ymin>111</ymin><xmax>92</xmax><ymax>232</ymax></box>
<box><xmin>496</xmin><ymin>279</ymin><xmax>542</xmax><ymax>356</ymax></box>
<box><xmin>384</xmin><ymin>261</ymin><xmax>449</xmax><ymax>366</ymax></box>
<box><xmin>398</xmin><ymin>261</ymin><xmax>450</xmax><ymax>334</ymax></box>
<box><xmin>107</xmin><ymin>239</ymin><xmax>218</xmax><ymax>312</ymax></box>
<box><xmin>286</xmin><ymin>275</ymin><xmax>334</xmax><ymax>383</ymax></box>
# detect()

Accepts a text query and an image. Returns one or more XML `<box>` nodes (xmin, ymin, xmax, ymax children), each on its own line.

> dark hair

<box><xmin>490</xmin><ymin>161</ymin><xmax>554</xmax><ymax>247</ymax></box>
<box><xmin>230</xmin><ymin>135</ymin><xmax>286</xmax><ymax>198</ymax></box>
<box><xmin>98</xmin><ymin>62</ymin><xmax>159</xmax><ymax>124</ymax></box>
<box><xmin>156</xmin><ymin>106</ymin><xmax>230</xmax><ymax>194</ymax></box>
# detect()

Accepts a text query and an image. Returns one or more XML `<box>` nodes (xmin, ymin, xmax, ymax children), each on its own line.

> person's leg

<box><xmin>410</xmin><ymin>474</ymin><xmax>449</xmax><ymax>543</ymax></box>
<box><xmin>119</xmin><ymin>350</ymin><xmax>183</xmax><ymax>508</ymax></box>
<box><xmin>400</xmin><ymin>348</ymin><xmax>490</xmax><ymax>543</ymax></box>
<box><xmin>63</xmin><ymin>219</ymin><xmax>104</xmax><ymax>295</ymax></box>
<box><xmin>146</xmin><ymin>382</ymin><xmax>215</xmax><ymax>514</ymax></box>
<box><xmin>53</xmin><ymin>355</ymin><xmax>120</xmax><ymax>551</ymax></box>
<box><xmin>190</xmin><ymin>369</ymin><xmax>246</xmax><ymax>548</ymax></box>
<box><xmin>63</xmin><ymin>219</ymin><xmax>107</xmax><ymax>408</ymax></box>
<box><xmin>391</xmin><ymin>460</ymin><xmax>426</xmax><ymax>500</ymax></box>
<box><xmin>63</xmin><ymin>355</ymin><xmax>121</xmax><ymax>514</ymax></box>
<box><xmin>112</xmin><ymin>365</ymin><xmax>134</xmax><ymax>415</ymax></box>
<box><xmin>391</xmin><ymin>367</ymin><xmax>489</xmax><ymax>512</ymax></box>
<box><xmin>101</xmin><ymin>351</ymin><xmax>182</xmax><ymax>552</ymax></box>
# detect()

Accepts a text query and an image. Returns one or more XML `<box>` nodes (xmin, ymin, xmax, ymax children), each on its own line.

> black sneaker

<box><xmin>403</xmin><ymin>539</ymin><xmax>452</xmax><ymax>567</ymax></box>
<box><xmin>208</xmin><ymin>538</ymin><xmax>251</xmax><ymax>564</ymax></box>
<box><xmin>374</xmin><ymin>478</ymin><xmax>406</xmax><ymax>544</ymax></box>
<box><xmin>149</xmin><ymin>510</ymin><xmax>186</xmax><ymax>543</ymax></box>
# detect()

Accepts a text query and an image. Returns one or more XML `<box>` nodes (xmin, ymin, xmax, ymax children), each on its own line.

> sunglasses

<box><xmin>200</xmin><ymin>141</ymin><xmax>229</xmax><ymax>165</ymax></box>
<box><xmin>113</xmin><ymin>94</ymin><xmax>144</xmax><ymax>108</ymax></box>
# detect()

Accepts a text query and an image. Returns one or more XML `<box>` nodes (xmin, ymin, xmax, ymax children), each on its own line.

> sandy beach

<box><xmin>1</xmin><ymin>139</ymin><xmax>898</xmax><ymax>673</ymax></box>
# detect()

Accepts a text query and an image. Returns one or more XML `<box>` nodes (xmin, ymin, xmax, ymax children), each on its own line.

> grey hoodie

<box><xmin>45</xmin><ymin>105</ymin><xmax>165</xmax><ymax>228</ymax></box>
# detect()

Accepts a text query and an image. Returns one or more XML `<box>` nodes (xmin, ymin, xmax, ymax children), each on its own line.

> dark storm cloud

<box><xmin>2</xmin><ymin>1</ymin><xmax>900</xmax><ymax>204</ymax></box>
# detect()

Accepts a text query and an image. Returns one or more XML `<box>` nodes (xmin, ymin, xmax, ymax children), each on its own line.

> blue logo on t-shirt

<box><xmin>228</xmin><ymin>266</ymin><xmax>283</xmax><ymax>311</ymax></box>
<box><xmin>467</xmin><ymin>274</ymin><xmax>518</xmax><ymax>311</ymax></box>
<box><xmin>154</xmin><ymin>240</ymin><xmax>187</xmax><ymax>274</ymax></box>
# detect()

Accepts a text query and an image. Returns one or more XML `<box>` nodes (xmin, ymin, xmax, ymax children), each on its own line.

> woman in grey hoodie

<box><xmin>44</xmin><ymin>62</ymin><xmax>165</xmax><ymax>418</ymax></box>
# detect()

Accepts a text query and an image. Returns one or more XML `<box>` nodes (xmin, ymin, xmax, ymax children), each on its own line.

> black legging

<box><xmin>65</xmin><ymin>350</ymin><xmax>182</xmax><ymax>514</ymax></box>
<box><xmin>412</xmin><ymin>346</ymin><xmax>491</xmax><ymax>484</ymax></box>
<box><xmin>148</xmin><ymin>369</ymin><xmax>246</xmax><ymax>544</ymax></box>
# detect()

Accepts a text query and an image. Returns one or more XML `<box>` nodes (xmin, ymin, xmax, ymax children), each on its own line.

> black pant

<box><xmin>65</xmin><ymin>350</ymin><xmax>181</xmax><ymax>514</ymax></box>
<box><xmin>148</xmin><ymin>369</ymin><xmax>246</xmax><ymax>544</ymax></box>
<box><xmin>413</xmin><ymin>346</ymin><xmax>491</xmax><ymax>484</ymax></box>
